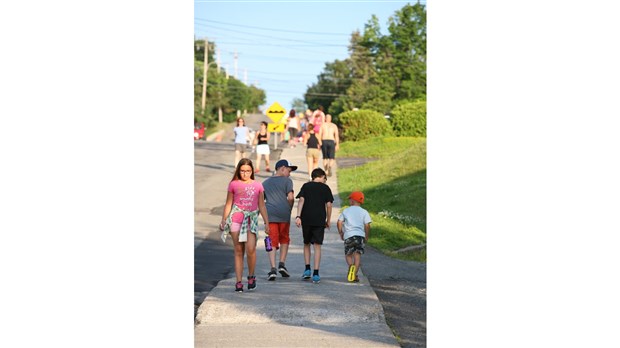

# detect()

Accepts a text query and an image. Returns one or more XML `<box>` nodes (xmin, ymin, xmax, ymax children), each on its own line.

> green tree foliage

<box><xmin>194</xmin><ymin>40</ymin><xmax>266</xmax><ymax>124</ymax></box>
<box><xmin>291</xmin><ymin>98</ymin><xmax>307</xmax><ymax>114</ymax></box>
<box><xmin>339</xmin><ymin>109</ymin><xmax>393</xmax><ymax>141</ymax></box>
<box><xmin>390</xmin><ymin>100</ymin><xmax>426</xmax><ymax>137</ymax></box>
<box><xmin>385</xmin><ymin>3</ymin><xmax>427</xmax><ymax>101</ymax></box>
<box><xmin>304</xmin><ymin>59</ymin><xmax>352</xmax><ymax>115</ymax></box>
<box><xmin>304</xmin><ymin>3</ymin><xmax>426</xmax><ymax>126</ymax></box>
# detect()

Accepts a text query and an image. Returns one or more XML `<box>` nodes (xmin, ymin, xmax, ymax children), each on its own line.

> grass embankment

<box><xmin>204</xmin><ymin>122</ymin><xmax>229</xmax><ymax>137</ymax></box>
<box><xmin>337</xmin><ymin>137</ymin><xmax>426</xmax><ymax>262</ymax></box>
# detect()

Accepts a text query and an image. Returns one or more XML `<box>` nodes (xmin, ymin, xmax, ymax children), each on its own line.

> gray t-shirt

<box><xmin>262</xmin><ymin>175</ymin><xmax>294</xmax><ymax>222</ymax></box>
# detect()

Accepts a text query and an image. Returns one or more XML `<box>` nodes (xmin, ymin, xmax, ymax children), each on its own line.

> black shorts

<box><xmin>302</xmin><ymin>225</ymin><xmax>325</xmax><ymax>245</ymax></box>
<box><xmin>321</xmin><ymin>140</ymin><xmax>336</xmax><ymax>159</ymax></box>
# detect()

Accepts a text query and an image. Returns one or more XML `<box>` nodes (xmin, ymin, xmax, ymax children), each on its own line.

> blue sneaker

<box><xmin>302</xmin><ymin>270</ymin><xmax>311</xmax><ymax>279</ymax></box>
<box><xmin>312</xmin><ymin>274</ymin><xmax>320</xmax><ymax>283</ymax></box>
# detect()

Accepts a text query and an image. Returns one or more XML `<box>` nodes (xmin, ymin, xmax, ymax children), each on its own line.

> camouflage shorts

<box><xmin>344</xmin><ymin>235</ymin><xmax>366</xmax><ymax>255</ymax></box>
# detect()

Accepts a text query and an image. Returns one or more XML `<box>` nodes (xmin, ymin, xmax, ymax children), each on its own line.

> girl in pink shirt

<box><xmin>220</xmin><ymin>158</ymin><xmax>270</xmax><ymax>292</ymax></box>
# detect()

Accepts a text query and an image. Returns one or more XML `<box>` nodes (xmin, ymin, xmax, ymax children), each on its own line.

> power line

<box><xmin>195</xmin><ymin>22</ymin><xmax>346</xmax><ymax>47</ymax></box>
<box><xmin>195</xmin><ymin>17</ymin><xmax>351</xmax><ymax>36</ymax></box>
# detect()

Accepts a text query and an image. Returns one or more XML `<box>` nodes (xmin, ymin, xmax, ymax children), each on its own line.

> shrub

<box><xmin>390</xmin><ymin>100</ymin><xmax>426</xmax><ymax>137</ymax></box>
<box><xmin>338</xmin><ymin>109</ymin><xmax>394</xmax><ymax>141</ymax></box>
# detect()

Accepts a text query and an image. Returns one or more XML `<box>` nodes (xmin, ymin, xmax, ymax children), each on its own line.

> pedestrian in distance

<box><xmin>298</xmin><ymin>113</ymin><xmax>307</xmax><ymax>143</ymax></box>
<box><xmin>220</xmin><ymin>158</ymin><xmax>270</xmax><ymax>292</ymax></box>
<box><xmin>295</xmin><ymin>168</ymin><xmax>334</xmax><ymax>284</ymax></box>
<box><xmin>262</xmin><ymin>159</ymin><xmax>298</xmax><ymax>281</ymax></box>
<box><xmin>311</xmin><ymin>105</ymin><xmax>326</xmax><ymax>135</ymax></box>
<box><xmin>318</xmin><ymin>113</ymin><xmax>340</xmax><ymax>177</ymax></box>
<box><xmin>286</xmin><ymin>109</ymin><xmax>300</xmax><ymax>148</ymax></box>
<box><xmin>303</xmin><ymin>123</ymin><xmax>322</xmax><ymax>180</ymax></box>
<box><xmin>233</xmin><ymin>118</ymin><xmax>251</xmax><ymax>167</ymax></box>
<box><xmin>337</xmin><ymin>191</ymin><xmax>371</xmax><ymax>283</ymax></box>
<box><xmin>252</xmin><ymin>121</ymin><xmax>271</xmax><ymax>173</ymax></box>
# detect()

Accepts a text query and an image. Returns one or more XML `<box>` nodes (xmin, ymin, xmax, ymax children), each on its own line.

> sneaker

<box><xmin>312</xmin><ymin>274</ymin><xmax>321</xmax><ymax>283</ymax></box>
<box><xmin>353</xmin><ymin>277</ymin><xmax>360</xmax><ymax>283</ymax></box>
<box><xmin>278</xmin><ymin>265</ymin><xmax>290</xmax><ymax>277</ymax></box>
<box><xmin>302</xmin><ymin>269</ymin><xmax>311</xmax><ymax>280</ymax></box>
<box><xmin>247</xmin><ymin>276</ymin><xmax>257</xmax><ymax>291</ymax></box>
<box><xmin>267</xmin><ymin>270</ymin><xmax>277</xmax><ymax>281</ymax></box>
<box><xmin>235</xmin><ymin>281</ymin><xmax>243</xmax><ymax>292</ymax></box>
<box><xmin>266</xmin><ymin>167</ymin><xmax>271</xmax><ymax>172</ymax></box>
<box><xmin>348</xmin><ymin>265</ymin><xmax>357</xmax><ymax>282</ymax></box>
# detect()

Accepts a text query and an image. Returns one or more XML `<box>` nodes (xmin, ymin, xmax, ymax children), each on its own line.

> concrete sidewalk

<box><xmin>194</xmin><ymin>140</ymin><xmax>399</xmax><ymax>347</ymax></box>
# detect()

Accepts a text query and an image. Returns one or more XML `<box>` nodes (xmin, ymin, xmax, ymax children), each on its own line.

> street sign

<box><xmin>266</xmin><ymin>102</ymin><xmax>286</xmax><ymax>123</ymax></box>
<box><xmin>268</xmin><ymin>123</ymin><xmax>287</xmax><ymax>133</ymax></box>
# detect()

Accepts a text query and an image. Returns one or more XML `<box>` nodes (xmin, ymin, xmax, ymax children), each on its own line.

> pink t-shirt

<box><xmin>312</xmin><ymin>111</ymin><xmax>324</xmax><ymax>133</ymax></box>
<box><xmin>228</xmin><ymin>180</ymin><xmax>264</xmax><ymax>212</ymax></box>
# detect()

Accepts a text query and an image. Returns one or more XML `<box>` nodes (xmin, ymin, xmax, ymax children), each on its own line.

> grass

<box><xmin>205</xmin><ymin>122</ymin><xmax>229</xmax><ymax>137</ymax></box>
<box><xmin>337</xmin><ymin>137</ymin><xmax>426</xmax><ymax>262</ymax></box>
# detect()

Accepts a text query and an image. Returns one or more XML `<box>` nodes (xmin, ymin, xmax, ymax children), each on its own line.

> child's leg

<box><xmin>246</xmin><ymin>228</ymin><xmax>257</xmax><ymax>276</ymax></box>
<box><xmin>345</xmin><ymin>253</ymin><xmax>354</xmax><ymax>267</ymax></box>
<box><xmin>304</xmin><ymin>243</ymin><xmax>311</xmax><ymax>265</ymax></box>
<box><xmin>230</xmin><ymin>231</ymin><xmax>245</xmax><ymax>282</ymax></box>
<box><xmin>353</xmin><ymin>252</ymin><xmax>362</xmax><ymax>278</ymax></box>
<box><xmin>313</xmin><ymin>243</ymin><xmax>322</xmax><ymax>271</ymax></box>
<box><xmin>267</xmin><ymin>222</ymin><xmax>278</xmax><ymax>269</ymax></box>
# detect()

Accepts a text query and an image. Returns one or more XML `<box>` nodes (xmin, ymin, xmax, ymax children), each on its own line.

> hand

<box><xmin>295</xmin><ymin>216</ymin><xmax>301</xmax><ymax>227</ymax></box>
<box><xmin>219</xmin><ymin>221</ymin><xmax>226</xmax><ymax>231</ymax></box>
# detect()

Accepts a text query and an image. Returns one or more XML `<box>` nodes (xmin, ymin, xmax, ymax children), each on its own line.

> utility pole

<box><xmin>234</xmin><ymin>51</ymin><xmax>238</xmax><ymax>79</ymax></box>
<box><xmin>201</xmin><ymin>38</ymin><xmax>208</xmax><ymax>115</ymax></box>
<box><xmin>216</xmin><ymin>47</ymin><xmax>221</xmax><ymax>71</ymax></box>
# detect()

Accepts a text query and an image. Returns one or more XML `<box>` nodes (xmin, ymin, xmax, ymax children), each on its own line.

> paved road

<box><xmin>194</xmin><ymin>113</ymin><xmax>426</xmax><ymax>347</ymax></box>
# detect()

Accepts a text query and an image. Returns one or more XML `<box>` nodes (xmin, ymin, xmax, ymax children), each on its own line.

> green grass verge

<box><xmin>205</xmin><ymin>122</ymin><xmax>229</xmax><ymax>137</ymax></box>
<box><xmin>337</xmin><ymin>137</ymin><xmax>426</xmax><ymax>262</ymax></box>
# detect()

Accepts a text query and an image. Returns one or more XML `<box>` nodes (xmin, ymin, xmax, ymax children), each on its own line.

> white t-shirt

<box><xmin>338</xmin><ymin>206</ymin><xmax>372</xmax><ymax>240</ymax></box>
<box><xmin>234</xmin><ymin>126</ymin><xmax>249</xmax><ymax>144</ymax></box>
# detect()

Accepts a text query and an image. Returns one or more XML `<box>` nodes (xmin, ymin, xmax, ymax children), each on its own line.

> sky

<box><xmin>194</xmin><ymin>0</ymin><xmax>425</xmax><ymax>113</ymax></box>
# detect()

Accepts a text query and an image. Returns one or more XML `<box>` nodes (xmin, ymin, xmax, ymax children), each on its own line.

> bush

<box><xmin>390</xmin><ymin>100</ymin><xmax>426</xmax><ymax>137</ymax></box>
<box><xmin>338</xmin><ymin>109</ymin><xmax>393</xmax><ymax>141</ymax></box>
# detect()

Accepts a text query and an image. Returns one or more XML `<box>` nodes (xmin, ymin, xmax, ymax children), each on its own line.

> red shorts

<box><xmin>268</xmin><ymin>222</ymin><xmax>291</xmax><ymax>249</ymax></box>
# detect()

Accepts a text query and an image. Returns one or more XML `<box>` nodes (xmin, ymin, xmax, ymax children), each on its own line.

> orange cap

<box><xmin>348</xmin><ymin>191</ymin><xmax>364</xmax><ymax>204</ymax></box>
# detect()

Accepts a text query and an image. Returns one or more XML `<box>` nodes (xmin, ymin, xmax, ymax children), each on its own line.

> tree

<box><xmin>304</xmin><ymin>59</ymin><xmax>352</xmax><ymax>114</ymax></box>
<box><xmin>384</xmin><ymin>3</ymin><xmax>427</xmax><ymax>101</ymax></box>
<box><xmin>194</xmin><ymin>39</ymin><xmax>267</xmax><ymax>123</ymax></box>
<box><xmin>303</xmin><ymin>3</ymin><xmax>426</xmax><ymax>120</ymax></box>
<box><xmin>291</xmin><ymin>98</ymin><xmax>307</xmax><ymax>114</ymax></box>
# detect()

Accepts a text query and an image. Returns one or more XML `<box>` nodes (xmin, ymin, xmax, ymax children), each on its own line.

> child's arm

<box><xmin>220</xmin><ymin>191</ymin><xmax>234</xmax><ymax>230</ymax></box>
<box><xmin>364</xmin><ymin>223</ymin><xmax>371</xmax><ymax>240</ymax></box>
<box><xmin>287</xmin><ymin>191</ymin><xmax>294</xmax><ymax>209</ymax></box>
<box><xmin>337</xmin><ymin>220</ymin><xmax>344</xmax><ymax>241</ymax></box>
<box><xmin>258</xmin><ymin>191</ymin><xmax>270</xmax><ymax>234</ymax></box>
<box><xmin>295</xmin><ymin>197</ymin><xmax>304</xmax><ymax>227</ymax></box>
<box><xmin>325</xmin><ymin>201</ymin><xmax>332</xmax><ymax>229</ymax></box>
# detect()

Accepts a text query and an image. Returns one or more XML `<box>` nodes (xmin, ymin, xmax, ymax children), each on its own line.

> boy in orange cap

<box><xmin>337</xmin><ymin>191</ymin><xmax>371</xmax><ymax>282</ymax></box>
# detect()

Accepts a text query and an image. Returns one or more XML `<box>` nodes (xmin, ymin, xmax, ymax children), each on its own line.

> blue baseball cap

<box><xmin>275</xmin><ymin>159</ymin><xmax>297</xmax><ymax>171</ymax></box>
